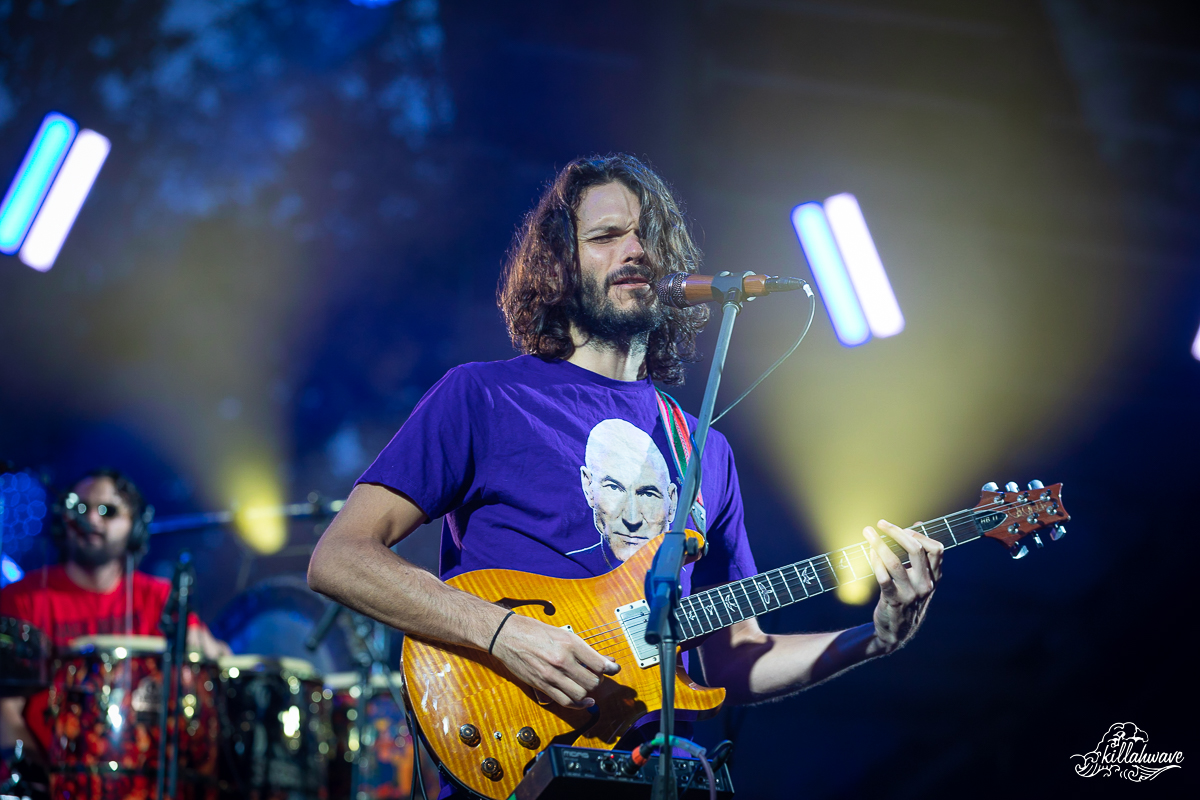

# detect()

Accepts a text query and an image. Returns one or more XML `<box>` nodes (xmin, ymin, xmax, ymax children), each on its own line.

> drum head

<box><xmin>324</xmin><ymin>670</ymin><xmax>403</xmax><ymax>692</ymax></box>
<box><xmin>218</xmin><ymin>653</ymin><xmax>321</xmax><ymax>682</ymax></box>
<box><xmin>210</xmin><ymin>575</ymin><xmax>356</xmax><ymax>675</ymax></box>
<box><xmin>66</xmin><ymin>634</ymin><xmax>168</xmax><ymax>655</ymax></box>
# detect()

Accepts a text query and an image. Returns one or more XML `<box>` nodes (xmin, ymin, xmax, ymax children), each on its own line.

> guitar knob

<box><xmin>1027</xmin><ymin>479</ymin><xmax>1044</xmax><ymax>490</ymax></box>
<box><xmin>1004</xmin><ymin>482</ymin><xmax>1020</xmax><ymax>493</ymax></box>
<box><xmin>516</xmin><ymin>726</ymin><xmax>539</xmax><ymax>749</ymax></box>
<box><xmin>981</xmin><ymin>482</ymin><xmax>999</xmax><ymax>492</ymax></box>
<box><xmin>1009</xmin><ymin>543</ymin><xmax>1028</xmax><ymax>559</ymax></box>
<box><xmin>481</xmin><ymin>758</ymin><xmax>503</xmax><ymax>780</ymax></box>
<box><xmin>459</xmin><ymin>724</ymin><xmax>480</xmax><ymax>747</ymax></box>
<box><xmin>1051</xmin><ymin>524</ymin><xmax>1066</xmax><ymax>541</ymax></box>
<box><xmin>1032</xmin><ymin>533</ymin><xmax>1044</xmax><ymax>548</ymax></box>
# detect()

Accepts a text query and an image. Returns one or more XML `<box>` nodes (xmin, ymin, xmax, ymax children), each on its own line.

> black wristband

<box><xmin>488</xmin><ymin>610</ymin><xmax>516</xmax><ymax>656</ymax></box>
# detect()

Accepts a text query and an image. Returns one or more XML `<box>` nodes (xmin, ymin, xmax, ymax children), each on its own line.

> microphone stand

<box><xmin>644</xmin><ymin>274</ymin><xmax>750</xmax><ymax>800</ymax></box>
<box><xmin>157</xmin><ymin>553</ymin><xmax>193</xmax><ymax>800</ymax></box>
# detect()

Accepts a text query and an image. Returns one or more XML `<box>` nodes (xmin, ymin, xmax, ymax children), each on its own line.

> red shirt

<box><xmin>0</xmin><ymin>565</ymin><xmax>195</xmax><ymax>649</ymax></box>
<box><xmin>0</xmin><ymin>565</ymin><xmax>203</xmax><ymax>753</ymax></box>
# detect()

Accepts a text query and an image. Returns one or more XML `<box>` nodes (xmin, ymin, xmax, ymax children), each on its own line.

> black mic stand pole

<box><xmin>644</xmin><ymin>274</ymin><xmax>750</xmax><ymax>800</ymax></box>
<box><xmin>157</xmin><ymin>552</ymin><xmax>193</xmax><ymax>800</ymax></box>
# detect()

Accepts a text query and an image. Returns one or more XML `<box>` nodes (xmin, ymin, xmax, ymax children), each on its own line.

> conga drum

<box><xmin>46</xmin><ymin>634</ymin><xmax>220</xmax><ymax>800</ymax></box>
<box><xmin>217</xmin><ymin>655</ymin><xmax>332</xmax><ymax>800</ymax></box>
<box><xmin>324</xmin><ymin>672</ymin><xmax>438</xmax><ymax>800</ymax></box>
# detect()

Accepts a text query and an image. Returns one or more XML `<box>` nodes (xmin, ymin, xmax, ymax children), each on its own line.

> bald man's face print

<box><xmin>580</xmin><ymin>419</ymin><xmax>679</xmax><ymax>562</ymax></box>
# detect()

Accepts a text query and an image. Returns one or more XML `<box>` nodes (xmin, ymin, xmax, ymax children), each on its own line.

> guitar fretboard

<box><xmin>674</xmin><ymin>510</ymin><xmax>984</xmax><ymax>642</ymax></box>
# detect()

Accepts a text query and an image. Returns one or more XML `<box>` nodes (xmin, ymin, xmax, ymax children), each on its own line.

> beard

<box><xmin>65</xmin><ymin>526</ymin><xmax>129</xmax><ymax>568</ymax></box>
<box><xmin>574</xmin><ymin>266</ymin><xmax>664</xmax><ymax>346</ymax></box>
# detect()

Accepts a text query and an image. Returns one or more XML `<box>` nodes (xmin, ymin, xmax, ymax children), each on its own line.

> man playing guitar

<box><xmin>307</xmin><ymin>154</ymin><xmax>943</xmax><ymax>794</ymax></box>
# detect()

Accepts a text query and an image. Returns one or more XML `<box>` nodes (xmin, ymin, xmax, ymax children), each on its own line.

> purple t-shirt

<box><xmin>359</xmin><ymin>355</ymin><xmax>757</xmax><ymax>594</ymax></box>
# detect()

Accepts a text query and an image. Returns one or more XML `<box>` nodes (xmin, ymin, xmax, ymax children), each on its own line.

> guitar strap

<box><xmin>655</xmin><ymin>389</ymin><xmax>707</xmax><ymax>534</ymax></box>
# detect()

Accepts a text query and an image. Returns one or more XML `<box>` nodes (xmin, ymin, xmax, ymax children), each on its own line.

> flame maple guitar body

<box><xmin>400</xmin><ymin>534</ymin><xmax>725</xmax><ymax>800</ymax></box>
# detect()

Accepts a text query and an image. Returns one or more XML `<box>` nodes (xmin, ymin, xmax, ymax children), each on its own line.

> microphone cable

<box><xmin>710</xmin><ymin>283</ymin><xmax>816</xmax><ymax>426</ymax></box>
<box><xmin>683</xmin><ymin>739</ymin><xmax>733</xmax><ymax>795</ymax></box>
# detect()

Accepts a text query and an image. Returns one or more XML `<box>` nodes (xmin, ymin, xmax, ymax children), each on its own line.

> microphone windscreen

<box><xmin>656</xmin><ymin>273</ymin><xmax>689</xmax><ymax>308</ymax></box>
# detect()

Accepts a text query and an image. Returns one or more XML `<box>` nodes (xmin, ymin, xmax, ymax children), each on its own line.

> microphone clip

<box><xmin>708</xmin><ymin>271</ymin><xmax>756</xmax><ymax>306</ymax></box>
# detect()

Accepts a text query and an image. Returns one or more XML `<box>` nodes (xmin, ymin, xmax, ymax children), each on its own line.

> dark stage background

<box><xmin>2</xmin><ymin>1</ymin><xmax>1196</xmax><ymax>796</ymax></box>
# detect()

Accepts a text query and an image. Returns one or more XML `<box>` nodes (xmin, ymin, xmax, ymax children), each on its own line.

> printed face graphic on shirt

<box><xmin>578</xmin><ymin>418</ymin><xmax>678</xmax><ymax>562</ymax></box>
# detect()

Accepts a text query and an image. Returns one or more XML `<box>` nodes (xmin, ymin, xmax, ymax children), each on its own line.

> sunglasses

<box><xmin>64</xmin><ymin>492</ymin><xmax>128</xmax><ymax>519</ymax></box>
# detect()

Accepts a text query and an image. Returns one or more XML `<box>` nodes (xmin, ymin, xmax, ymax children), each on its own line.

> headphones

<box><xmin>50</xmin><ymin>468</ymin><xmax>154</xmax><ymax>562</ymax></box>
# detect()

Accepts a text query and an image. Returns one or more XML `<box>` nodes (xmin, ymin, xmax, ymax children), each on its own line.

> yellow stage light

<box><xmin>226</xmin><ymin>461</ymin><xmax>287</xmax><ymax>554</ymax></box>
<box><xmin>836</xmin><ymin>578</ymin><xmax>874</xmax><ymax>606</ymax></box>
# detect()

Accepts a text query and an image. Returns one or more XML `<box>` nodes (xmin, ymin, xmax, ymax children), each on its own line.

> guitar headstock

<box><xmin>972</xmin><ymin>480</ymin><xmax>1069</xmax><ymax>559</ymax></box>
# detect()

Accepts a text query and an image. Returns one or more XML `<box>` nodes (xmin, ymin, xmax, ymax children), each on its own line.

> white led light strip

<box><xmin>19</xmin><ymin>129</ymin><xmax>111</xmax><ymax>272</ymax></box>
<box><xmin>823</xmin><ymin>193</ymin><xmax>905</xmax><ymax>339</ymax></box>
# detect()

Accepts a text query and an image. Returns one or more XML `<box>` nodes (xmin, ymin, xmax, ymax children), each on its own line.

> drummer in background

<box><xmin>0</xmin><ymin>468</ymin><xmax>231</xmax><ymax>762</ymax></box>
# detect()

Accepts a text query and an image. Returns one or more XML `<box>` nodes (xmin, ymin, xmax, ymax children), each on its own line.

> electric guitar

<box><xmin>401</xmin><ymin>481</ymin><xmax>1069</xmax><ymax>799</ymax></box>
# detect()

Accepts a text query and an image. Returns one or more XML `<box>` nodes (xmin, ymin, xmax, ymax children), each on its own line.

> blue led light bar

<box><xmin>0</xmin><ymin>113</ymin><xmax>79</xmax><ymax>254</ymax></box>
<box><xmin>791</xmin><ymin>202</ymin><xmax>870</xmax><ymax>346</ymax></box>
<box><xmin>1</xmin><ymin>553</ymin><xmax>22</xmax><ymax>587</ymax></box>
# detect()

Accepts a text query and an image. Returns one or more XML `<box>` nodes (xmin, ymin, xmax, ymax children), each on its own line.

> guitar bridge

<box><xmin>614</xmin><ymin>600</ymin><xmax>659</xmax><ymax>668</ymax></box>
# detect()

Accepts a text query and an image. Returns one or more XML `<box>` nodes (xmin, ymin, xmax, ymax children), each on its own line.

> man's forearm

<box><xmin>308</xmin><ymin>533</ymin><xmax>508</xmax><ymax>652</ymax></box>
<box><xmin>702</xmin><ymin>622</ymin><xmax>888</xmax><ymax>705</ymax></box>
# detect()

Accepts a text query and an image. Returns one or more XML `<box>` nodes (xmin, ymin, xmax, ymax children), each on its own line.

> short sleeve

<box><xmin>0</xmin><ymin>584</ymin><xmax>35</xmax><ymax>623</ymax></box>
<box><xmin>357</xmin><ymin>366</ymin><xmax>486</xmax><ymax>520</ymax></box>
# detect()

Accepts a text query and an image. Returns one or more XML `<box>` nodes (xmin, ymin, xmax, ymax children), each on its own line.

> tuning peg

<box><xmin>1032</xmin><ymin>533</ymin><xmax>1044</xmax><ymax>548</ymax></box>
<box><xmin>1028</xmin><ymin>479</ymin><xmax>1044</xmax><ymax>490</ymax></box>
<box><xmin>982</xmin><ymin>481</ymin><xmax>999</xmax><ymax>492</ymax></box>
<box><xmin>1050</xmin><ymin>524</ymin><xmax>1066</xmax><ymax>541</ymax></box>
<box><xmin>1004</xmin><ymin>482</ymin><xmax>1020</xmax><ymax>492</ymax></box>
<box><xmin>1009</xmin><ymin>542</ymin><xmax>1028</xmax><ymax>559</ymax></box>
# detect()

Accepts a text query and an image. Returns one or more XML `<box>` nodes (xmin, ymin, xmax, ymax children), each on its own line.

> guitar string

<box><xmin>594</xmin><ymin>529</ymin><xmax>997</xmax><ymax>657</ymax></box>
<box><xmin>580</xmin><ymin>526</ymin><xmax>1043</xmax><ymax>645</ymax></box>
<box><xmin>598</xmin><ymin>525</ymin><xmax>998</xmax><ymax>653</ymax></box>
<box><xmin>591</xmin><ymin>546</ymin><xmax>900</xmax><ymax>657</ymax></box>
<box><xmin>582</xmin><ymin>524</ymin><xmax>981</xmax><ymax>647</ymax></box>
<box><xmin>590</xmin><ymin>557</ymin><xmax>911</xmax><ymax>658</ymax></box>
<box><xmin>671</xmin><ymin>521</ymin><xmax>988</xmax><ymax>637</ymax></box>
<box><xmin>578</xmin><ymin>622</ymin><xmax>623</xmax><ymax>642</ymax></box>
<box><xmin>573</xmin><ymin>524</ymin><xmax>949</xmax><ymax>643</ymax></box>
<box><xmin>569</xmin><ymin>497</ymin><xmax>1060</xmax><ymax>643</ymax></box>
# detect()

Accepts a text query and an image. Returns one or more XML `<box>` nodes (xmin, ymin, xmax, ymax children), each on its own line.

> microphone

<box><xmin>656</xmin><ymin>272</ymin><xmax>806</xmax><ymax>308</ymax></box>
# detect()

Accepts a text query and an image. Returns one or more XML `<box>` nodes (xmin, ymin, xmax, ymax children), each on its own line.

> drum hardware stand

<box><xmin>350</xmin><ymin>616</ymin><xmax>433</xmax><ymax>800</ymax></box>
<box><xmin>147</xmin><ymin>495</ymin><xmax>345</xmax><ymax>536</ymax></box>
<box><xmin>147</xmin><ymin>496</ymin><xmax>346</xmax><ymax>593</ymax></box>
<box><xmin>307</xmin><ymin>604</ymin><xmax>431</xmax><ymax>800</ymax></box>
<box><xmin>644</xmin><ymin>278</ymin><xmax>749</xmax><ymax>800</ymax></box>
<box><xmin>157</xmin><ymin>552</ymin><xmax>194</xmax><ymax>800</ymax></box>
<box><xmin>0</xmin><ymin>739</ymin><xmax>47</xmax><ymax>800</ymax></box>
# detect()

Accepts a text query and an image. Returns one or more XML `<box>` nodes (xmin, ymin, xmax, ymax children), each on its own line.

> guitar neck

<box><xmin>675</xmin><ymin>508</ymin><xmax>984</xmax><ymax>642</ymax></box>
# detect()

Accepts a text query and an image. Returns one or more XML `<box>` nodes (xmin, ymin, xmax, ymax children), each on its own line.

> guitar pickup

<box><xmin>614</xmin><ymin>600</ymin><xmax>660</xmax><ymax>668</ymax></box>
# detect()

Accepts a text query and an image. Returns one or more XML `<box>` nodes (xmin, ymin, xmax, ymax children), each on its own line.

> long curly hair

<box><xmin>498</xmin><ymin>154</ymin><xmax>708</xmax><ymax>385</ymax></box>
